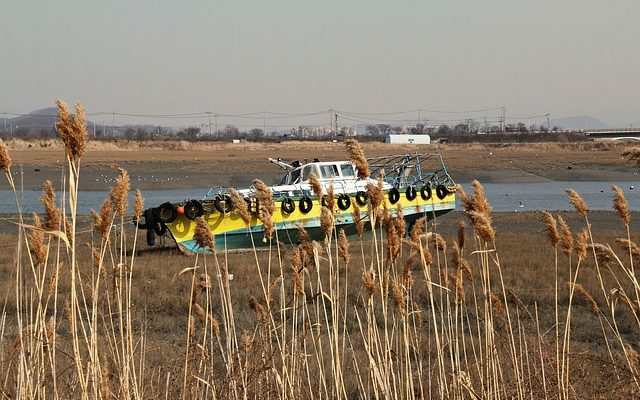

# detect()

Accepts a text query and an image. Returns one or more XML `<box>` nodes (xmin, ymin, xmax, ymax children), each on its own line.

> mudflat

<box><xmin>2</xmin><ymin>139</ymin><xmax>638</xmax><ymax>190</ymax></box>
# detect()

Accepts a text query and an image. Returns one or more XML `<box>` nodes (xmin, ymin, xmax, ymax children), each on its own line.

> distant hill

<box><xmin>549</xmin><ymin>115</ymin><xmax>609</xmax><ymax>130</ymax></box>
<box><xmin>8</xmin><ymin>107</ymin><xmax>58</xmax><ymax>130</ymax></box>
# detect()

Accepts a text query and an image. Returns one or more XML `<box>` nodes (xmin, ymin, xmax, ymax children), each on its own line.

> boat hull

<box><xmin>165</xmin><ymin>191</ymin><xmax>456</xmax><ymax>253</ymax></box>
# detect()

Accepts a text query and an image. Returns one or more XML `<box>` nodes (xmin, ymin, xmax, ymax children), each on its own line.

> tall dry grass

<box><xmin>1</xmin><ymin>117</ymin><xmax>640</xmax><ymax>399</ymax></box>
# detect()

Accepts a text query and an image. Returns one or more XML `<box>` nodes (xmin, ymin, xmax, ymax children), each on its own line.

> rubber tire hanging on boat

<box><xmin>388</xmin><ymin>187</ymin><xmax>400</xmax><ymax>205</ymax></box>
<box><xmin>143</xmin><ymin>208</ymin><xmax>156</xmax><ymax>246</ymax></box>
<box><xmin>406</xmin><ymin>186</ymin><xmax>417</xmax><ymax>201</ymax></box>
<box><xmin>214</xmin><ymin>194</ymin><xmax>234</xmax><ymax>214</ymax></box>
<box><xmin>299</xmin><ymin>196</ymin><xmax>313</xmax><ymax>214</ymax></box>
<box><xmin>184</xmin><ymin>200</ymin><xmax>205</xmax><ymax>220</ymax></box>
<box><xmin>281</xmin><ymin>197</ymin><xmax>295</xmax><ymax>214</ymax></box>
<box><xmin>436</xmin><ymin>185</ymin><xmax>449</xmax><ymax>200</ymax></box>
<box><xmin>153</xmin><ymin>221</ymin><xmax>167</xmax><ymax>236</ymax></box>
<box><xmin>155</xmin><ymin>202</ymin><xmax>178</xmax><ymax>223</ymax></box>
<box><xmin>355</xmin><ymin>191</ymin><xmax>368</xmax><ymax>206</ymax></box>
<box><xmin>420</xmin><ymin>185</ymin><xmax>432</xmax><ymax>201</ymax></box>
<box><xmin>337</xmin><ymin>194</ymin><xmax>351</xmax><ymax>210</ymax></box>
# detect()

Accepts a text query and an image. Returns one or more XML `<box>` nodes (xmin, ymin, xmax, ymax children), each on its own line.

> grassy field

<box><xmin>2</xmin><ymin>109</ymin><xmax>640</xmax><ymax>399</ymax></box>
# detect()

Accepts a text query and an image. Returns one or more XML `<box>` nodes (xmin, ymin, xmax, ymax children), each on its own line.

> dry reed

<box><xmin>344</xmin><ymin>139</ymin><xmax>370</xmax><ymax>179</ymax></box>
<box><xmin>612</xmin><ymin>185</ymin><xmax>630</xmax><ymax>226</ymax></box>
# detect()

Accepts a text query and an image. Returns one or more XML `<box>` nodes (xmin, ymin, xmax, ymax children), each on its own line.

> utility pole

<box><xmin>214</xmin><ymin>114</ymin><xmax>218</xmax><ymax>136</ymax></box>
<box><xmin>418</xmin><ymin>108</ymin><xmax>421</xmax><ymax>126</ymax></box>
<box><xmin>112</xmin><ymin>112</ymin><xmax>115</xmax><ymax>137</ymax></box>
<box><xmin>328</xmin><ymin>108</ymin><xmax>334</xmax><ymax>133</ymax></box>
<box><xmin>545</xmin><ymin>113</ymin><xmax>551</xmax><ymax>131</ymax></box>
<box><xmin>501</xmin><ymin>107</ymin><xmax>506</xmax><ymax>133</ymax></box>
<box><xmin>334</xmin><ymin>113</ymin><xmax>338</xmax><ymax>134</ymax></box>
<box><xmin>207</xmin><ymin>111</ymin><xmax>212</xmax><ymax>136</ymax></box>
<box><xmin>263</xmin><ymin>111</ymin><xmax>266</xmax><ymax>134</ymax></box>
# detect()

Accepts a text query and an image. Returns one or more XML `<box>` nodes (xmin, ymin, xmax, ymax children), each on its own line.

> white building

<box><xmin>384</xmin><ymin>134</ymin><xmax>431</xmax><ymax>144</ymax></box>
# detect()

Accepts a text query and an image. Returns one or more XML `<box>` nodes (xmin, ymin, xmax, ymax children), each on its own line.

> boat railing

<box><xmin>367</xmin><ymin>152</ymin><xmax>454</xmax><ymax>189</ymax></box>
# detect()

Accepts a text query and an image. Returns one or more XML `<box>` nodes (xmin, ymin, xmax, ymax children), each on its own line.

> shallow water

<box><xmin>1</xmin><ymin>181</ymin><xmax>638</xmax><ymax>214</ymax></box>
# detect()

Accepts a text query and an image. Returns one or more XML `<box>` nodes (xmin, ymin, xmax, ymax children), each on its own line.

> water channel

<box><xmin>0</xmin><ymin>180</ymin><xmax>638</xmax><ymax>215</ymax></box>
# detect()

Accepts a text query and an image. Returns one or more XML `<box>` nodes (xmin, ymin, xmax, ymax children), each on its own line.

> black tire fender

<box><xmin>184</xmin><ymin>200</ymin><xmax>204</xmax><ymax>220</ymax></box>
<box><xmin>405</xmin><ymin>185</ymin><xmax>417</xmax><ymax>201</ymax></box>
<box><xmin>153</xmin><ymin>221</ymin><xmax>167</xmax><ymax>236</ymax></box>
<box><xmin>214</xmin><ymin>194</ymin><xmax>234</xmax><ymax>214</ymax></box>
<box><xmin>155</xmin><ymin>202</ymin><xmax>178</xmax><ymax>223</ymax></box>
<box><xmin>337</xmin><ymin>194</ymin><xmax>351</xmax><ymax>211</ymax></box>
<box><xmin>388</xmin><ymin>187</ymin><xmax>400</xmax><ymax>205</ymax></box>
<box><xmin>420</xmin><ymin>185</ymin><xmax>432</xmax><ymax>201</ymax></box>
<box><xmin>436</xmin><ymin>185</ymin><xmax>449</xmax><ymax>200</ymax></box>
<box><xmin>355</xmin><ymin>191</ymin><xmax>368</xmax><ymax>206</ymax></box>
<box><xmin>299</xmin><ymin>196</ymin><xmax>313</xmax><ymax>214</ymax></box>
<box><xmin>146</xmin><ymin>227</ymin><xmax>156</xmax><ymax>246</ymax></box>
<box><xmin>281</xmin><ymin>196</ymin><xmax>296</xmax><ymax>214</ymax></box>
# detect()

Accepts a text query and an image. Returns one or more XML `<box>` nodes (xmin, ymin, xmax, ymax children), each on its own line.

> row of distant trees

<box><xmin>364</xmin><ymin>122</ymin><xmax>561</xmax><ymax>135</ymax></box>
<box><xmin>1</xmin><ymin>122</ymin><xmax>569</xmax><ymax>141</ymax></box>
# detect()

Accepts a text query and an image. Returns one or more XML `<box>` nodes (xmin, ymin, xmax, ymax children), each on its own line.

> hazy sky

<box><xmin>1</xmin><ymin>0</ymin><xmax>639</xmax><ymax>128</ymax></box>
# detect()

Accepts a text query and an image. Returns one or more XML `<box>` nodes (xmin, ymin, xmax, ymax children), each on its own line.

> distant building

<box><xmin>384</xmin><ymin>134</ymin><xmax>431</xmax><ymax>144</ymax></box>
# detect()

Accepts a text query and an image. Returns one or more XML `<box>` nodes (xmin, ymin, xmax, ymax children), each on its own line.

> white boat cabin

<box><xmin>265</xmin><ymin>159</ymin><xmax>388</xmax><ymax>198</ymax></box>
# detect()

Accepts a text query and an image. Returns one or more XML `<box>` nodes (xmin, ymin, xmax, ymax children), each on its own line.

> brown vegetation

<box><xmin>1</xmin><ymin>106</ymin><xmax>640</xmax><ymax>399</ymax></box>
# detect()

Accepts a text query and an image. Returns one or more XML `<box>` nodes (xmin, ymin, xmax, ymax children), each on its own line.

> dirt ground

<box><xmin>1</xmin><ymin>139</ymin><xmax>638</xmax><ymax>191</ymax></box>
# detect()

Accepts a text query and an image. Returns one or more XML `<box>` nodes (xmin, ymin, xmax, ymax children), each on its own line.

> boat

<box><xmin>135</xmin><ymin>152</ymin><xmax>457</xmax><ymax>253</ymax></box>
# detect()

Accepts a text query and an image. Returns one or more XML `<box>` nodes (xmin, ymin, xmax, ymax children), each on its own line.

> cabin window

<box><xmin>340</xmin><ymin>164</ymin><xmax>355</xmax><ymax>177</ymax></box>
<box><xmin>280</xmin><ymin>168</ymin><xmax>301</xmax><ymax>185</ymax></box>
<box><xmin>302</xmin><ymin>165</ymin><xmax>319</xmax><ymax>182</ymax></box>
<box><xmin>320</xmin><ymin>164</ymin><xmax>339</xmax><ymax>178</ymax></box>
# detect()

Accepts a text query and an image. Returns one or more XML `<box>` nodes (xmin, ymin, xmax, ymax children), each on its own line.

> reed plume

<box><xmin>577</xmin><ymin>228</ymin><xmax>588</xmax><ymax>262</ymax></box>
<box><xmin>253</xmin><ymin>179</ymin><xmax>275</xmax><ymax>240</ymax></box>
<box><xmin>457</xmin><ymin>184</ymin><xmax>473</xmax><ymax>211</ymax></box>
<box><xmin>109</xmin><ymin>168</ymin><xmax>130</xmax><ymax>217</ymax></box>
<box><xmin>409</xmin><ymin>217</ymin><xmax>426</xmax><ymax>244</ymax></box>
<box><xmin>361</xmin><ymin>269</ymin><xmax>379</xmax><ymax>299</ymax></box>
<box><xmin>542</xmin><ymin>211</ymin><xmax>560</xmax><ymax>248</ymax></box>
<box><xmin>471</xmin><ymin>180</ymin><xmax>491</xmax><ymax>215</ymax></box>
<box><xmin>395</xmin><ymin>204</ymin><xmax>406</xmax><ymax>239</ymax></box>
<box><xmin>193</xmin><ymin>217</ymin><xmax>215</xmax><ymax>252</ymax></box>
<box><xmin>467</xmin><ymin>210</ymin><xmax>495</xmax><ymax>243</ymax></box>
<box><xmin>28</xmin><ymin>213</ymin><xmax>46</xmax><ymax>266</ymax></box>
<box><xmin>392</xmin><ymin>281</ymin><xmax>407</xmax><ymax>317</ymax></box>
<box><xmin>490</xmin><ymin>291</ymin><xmax>506</xmax><ymax>319</ymax></box>
<box><xmin>365</xmin><ymin>182</ymin><xmax>384</xmax><ymax>209</ymax></box>
<box><xmin>253</xmin><ymin>179</ymin><xmax>275</xmax><ymax>215</ymax></box>
<box><xmin>612</xmin><ymin>185</ymin><xmax>630</xmax><ymax>226</ymax></box>
<box><xmin>249</xmin><ymin>296</ymin><xmax>268</xmax><ymax>321</ymax></box>
<box><xmin>309</xmin><ymin>172</ymin><xmax>323</xmax><ymax>197</ymax></box>
<box><xmin>616</xmin><ymin>238</ymin><xmax>640</xmax><ymax>259</ymax></box>
<box><xmin>325</xmin><ymin>184</ymin><xmax>335</xmax><ymax>211</ymax></box>
<box><xmin>0</xmin><ymin>138</ymin><xmax>11</xmax><ymax>173</ymax></box>
<box><xmin>134</xmin><ymin>189</ymin><xmax>144</xmax><ymax>220</ymax></box>
<box><xmin>588</xmin><ymin>243</ymin><xmax>614</xmax><ymax>265</ymax></box>
<box><xmin>55</xmin><ymin>99</ymin><xmax>88</xmax><ymax>162</ymax></box>
<box><xmin>571</xmin><ymin>283</ymin><xmax>599</xmax><ymax>315</ymax></box>
<box><xmin>557</xmin><ymin>216</ymin><xmax>573</xmax><ymax>257</ymax></box>
<box><xmin>351</xmin><ymin>203</ymin><xmax>364</xmax><ymax>237</ymax></box>
<box><xmin>565</xmin><ymin>189</ymin><xmax>587</xmax><ymax>218</ymax></box>
<box><xmin>338</xmin><ymin>229</ymin><xmax>350</xmax><ymax>264</ymax></box>
<box><xmin>91</xmin><ymin>198</ymin><xmax>112</xmax><ymax>236</ymax></box>
<box><xmin>229</xmin><ymin>189</ymin><xmax>251</xmax><ymax>226</ymax></box>
<box><xmin>320</xmin><ymin>206</ymin><xmax>334</xmax><ymax>236</ymax></box>
<box><xmin>345</xmin><ymin>139</ymin><xmax>370</xmax><ymax>179</ymax></box>
<box><xmin>41</xmin><ymin>180</ymin><xmax>61</xmax><ymax>231</ymax></box>
<box><xmin>457</xmin><ymin>221</ymin><xmax>466</xmax><ymax>251</ymax></box>
<box><xmin>461</xmin><ymin>181</ymin><xmax>495</xmax><ymax>242</ymax></box>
